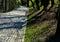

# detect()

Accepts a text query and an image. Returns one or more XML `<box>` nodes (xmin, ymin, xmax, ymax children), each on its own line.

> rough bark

<box><xmin>55</xmin><ymin>0</ymin><xmax>60</xmax><ymax>36</ymax></box>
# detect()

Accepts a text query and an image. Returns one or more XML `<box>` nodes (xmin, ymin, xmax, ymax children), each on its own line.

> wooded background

<box><xmin>0</xmin><ymin>0</ymin><xmax>56</xmax><ymax>12</ymax></box>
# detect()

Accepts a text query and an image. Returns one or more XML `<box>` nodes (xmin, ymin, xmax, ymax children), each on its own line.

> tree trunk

<box><xmin>35</xmin><ymin>0</ymin><xmax>40</xmax><ymax>10</ymax></box>
<box><xmin>30</xmin><ymin>0</ymin><xmax>35</xmax><ymax>8</ymax></box>
<box><xmin>55</xmin><ymin>0</ymin><xmax>60</xmax><ymax>36</ymax></box>
<box><xmin>21</xmin><ymin>0</ymin><xmax>24</xmax><ymax>5</ymax></box>
<box><xmin>27</xmin><ymin>0</ymin><xmax>29</xmax><ymax>7</ymax></box>
<box><xmin>51</xmin><ymin>0</ymin><xmax>54</xmax><ymax>7</ymax></box>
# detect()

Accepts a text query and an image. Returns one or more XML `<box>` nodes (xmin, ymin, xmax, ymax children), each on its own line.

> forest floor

<box><xmin>25</xmin><ymin>4</ymin><xmax>58</xmax><ymax>42</ymax></box>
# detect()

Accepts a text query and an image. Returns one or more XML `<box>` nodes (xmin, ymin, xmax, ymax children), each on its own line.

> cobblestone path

<box><xmin>0</xmin><ymin>7</ymin><xmax>27</xmax><ymax>42</ymax></box>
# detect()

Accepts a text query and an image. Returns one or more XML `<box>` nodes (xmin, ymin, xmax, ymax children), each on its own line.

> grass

<box><xmin>25</xmin><ymin>19</ymin><xmax>57</xmax><ymax>42</ymax></box>
<box><xmin>28</xmin><ymin>6</ymin><xmax>43</xmax><ymax>20</ymax></box>
<box><xmin>25</xmin><ymin>20</ymin><xmax>55</xmax><ymax>42</ymax></box>
<box><xmin>24</xmin><ymin>0</ymin><xmax>58</xmax><ymax>42</ymax></box>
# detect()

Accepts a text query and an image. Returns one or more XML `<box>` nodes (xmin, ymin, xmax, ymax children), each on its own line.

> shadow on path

<box><xmin>0</xmin><ymin>15</ymin><xmax>27</xmax><ymax>30</ymax></box>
